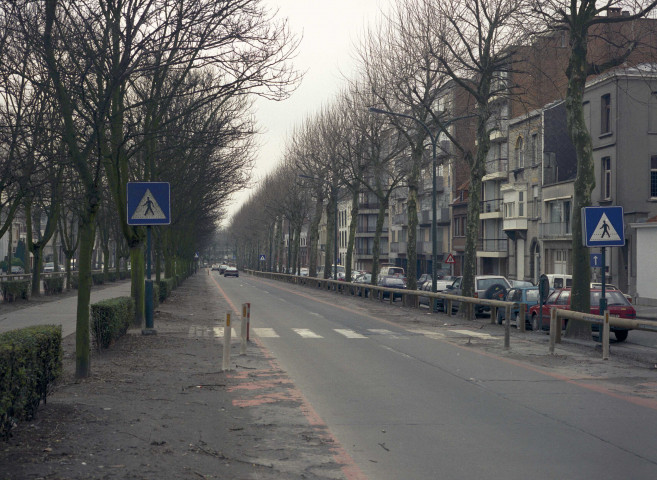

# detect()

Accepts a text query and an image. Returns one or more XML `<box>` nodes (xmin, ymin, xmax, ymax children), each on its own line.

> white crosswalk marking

<box><xmin>187</xmin><ymin>326</ymin><xmax>238</xmax><ymax>340</ymax></box>
<box><xmin>368</xmin><ymin>329</ymin><xmax>395</xmax><ymax>336</ymax></box>
<box><xmin>408</xmin><ymin>328</ymin><xmax>445</xmax><ymax>339</ymax></box>
<box><xmin>449</xmin><ymin>329</ymin><xmax>493</xmax><ymax>339</ymax></box>
<box><xmin>334</xmin><ymin>329</ymin><xmax>367</xmax><ymax>339</ymax></box>
<box><xmin>253</xmin><ymin>328</ymin><xmax>279</xmax><ymax>338</ymax></box>
<box><xmin>292</xmin><ymin>328</ymin><xmax>323</xmax><ymax>338</ymax></box>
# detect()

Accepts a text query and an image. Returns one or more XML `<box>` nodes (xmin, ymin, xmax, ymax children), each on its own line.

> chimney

<box><xmin>608</xmin><ymin>7</ymin><xmax>621</xmax><ymax>16</ymax></box>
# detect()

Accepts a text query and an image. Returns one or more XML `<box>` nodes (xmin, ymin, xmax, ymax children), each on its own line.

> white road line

<box><xmin>449</xmin><ymin>329</ymin><xmax>494</xmax><ymax>339</ymax></box>
<box><xmin>253</xmin><ymin>328</ymin><xmax>279</xmax><ymax>338</ymax></box>
<box><xmin>368</xmin><ymin>329</ymin><xmax>395</xmax><ymax>336</ymax></box>
<box><xmin>292</xmin><ymin>328</ymin><xmax>323</xmax><ymax>339</ymax></box>
<box><xmin>334</xmin><ymin>329</ymin><xmax>367</xmax><ymax>339</ymax></box>
<box><xmin>407</xmin><ymin>328</ymin><xmax>445</xmax><ymax>339</ymax></box>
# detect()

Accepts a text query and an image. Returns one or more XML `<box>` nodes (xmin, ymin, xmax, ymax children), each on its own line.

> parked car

<box><xmin>496</xmin><ymin>286</ymin><xmax>541</xmax><ymax>328</ymax></box>
<box><xmin>353</xmin><ymin>273</ymin><xmax>372</xmax><ymax>284</ymax></box>
<box><xmin>377</xmin><ymin>275</ymin><xmax>406</xmax><ymax>301</ymax></box>
<box><xmin>219</xmin><ymin>264</ymin><xmax>229</xmax><ymax>274</ymax></box>
<box><xmin>528</xmin><ymin>288</ymin><xmax>635</xmax><ymax>341</ymax></box>
<box><xmin>543</xmin><ymin>274</ymin><xmax>572</xmax><ymax>289</ymax></box>
<box><xmin>10</xmin><ymin>266</ymin><xmax>24</xmax><ymax>274</ymax></box>
<box><xmin>299</xmin><ymin>267</ymin><xmax>309</xmax><ymax>277</ymax></box>
<box><xmin>43</xmin><ymin>262</ymin><xmax>55</xmax><ymax>273</ymax></box>
<box><xmin>510</xmin><ymin>279</ymin><xmax>534</xmax><ymax>288</ymax></box>
<box><xmin>447</xmin><ymin>275</ymin><xmax>512</xmax><ymax>315</ymax></box>
<box><xmin>418</xmin><ymin>275</ymin><xmax>458</xmax><ymax>310</ymax></box>
<box><xmin>224</xmin><ymin>266</ymin><xmax>239</xmax><ymax>277</ymax></box>
<box><xmin>591</xmin><ymin>283</ymin><xmax>632</xmax><ymax>303</ymax></box>
<box><xmin>377</xmin><ymin>264</ymin><xmax>405</xmax><ymax>283</ymax></box>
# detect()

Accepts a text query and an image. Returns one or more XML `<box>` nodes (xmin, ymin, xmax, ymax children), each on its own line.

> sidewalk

<box><xmin>1</xmin><ymin>273</ymin><xmax>349</xmax><ymax>480</ymax></box>
<box><xmin>0</xmin><ymin>281</ymin><xmax>132</xmax><ymax>336</ymax></box>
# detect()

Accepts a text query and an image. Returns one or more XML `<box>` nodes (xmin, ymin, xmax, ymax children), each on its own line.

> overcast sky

<box><xmin>224</xmin><ymin>0</ymin><xmax>392</xmax><ymax>224</ymax></box>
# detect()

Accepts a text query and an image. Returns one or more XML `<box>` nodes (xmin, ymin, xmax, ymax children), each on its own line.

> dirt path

<box><xmin>1</xmin><ymin>274</ymin><xmax>347</xmax><ymax>480</ymax></box>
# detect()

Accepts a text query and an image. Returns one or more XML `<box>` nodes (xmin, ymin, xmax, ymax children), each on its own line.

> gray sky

<box><xmin>225</xmin><ymin>0</ymin><xmax>391</xmax><ymax>223</ymax></box>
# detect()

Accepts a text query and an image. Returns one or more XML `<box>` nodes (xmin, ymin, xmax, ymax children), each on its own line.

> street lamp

<box><xmin>299</xmin><ymin>174</ymin><xmax>339</xmax><ymax>281</ymax></box>
<box><xmin>369</xmin><ymin>107</ymin><xmax>440</xmax><ymax>301</ymax></box>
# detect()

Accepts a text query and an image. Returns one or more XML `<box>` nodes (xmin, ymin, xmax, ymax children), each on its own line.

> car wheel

<box><xmin>614</xmin><ymin>330</ymin><xmax>629</xmax><ymax>342</ymax></box>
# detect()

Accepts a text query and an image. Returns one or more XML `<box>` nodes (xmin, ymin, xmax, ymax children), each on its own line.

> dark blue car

<box><xmin>496</xmin><ymin>286</ymin><xmax>541</xmax><ymax>328</ymax></box>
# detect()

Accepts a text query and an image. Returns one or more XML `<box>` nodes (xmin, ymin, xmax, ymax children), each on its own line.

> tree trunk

<box><xmin>406</xmin><ymin>183</ymin><xmax>419</xmax><ymax>292</ymax></box>
<box><xmin>346</xmin><ymin>188</ymin><xmax>359</xmax><ymax>281</ymax></box>
<box><xmin>75</xmin><ymin>210</ymin><xmax>97</xmax><ymax>378</ymax></box>
<box><xmin>308</xmin><ymin>196</ymin><xmax>323</xmax><ymax>277</ymax></box>
<box><xmin>371</xmin><ymin>199</ymin><xmax>388</xmax><ymax>285</ymax></box>
<box><xmin>565</xmin><ymin>31</ymin><xmax>593</xmax><ymax>338</ymax></box>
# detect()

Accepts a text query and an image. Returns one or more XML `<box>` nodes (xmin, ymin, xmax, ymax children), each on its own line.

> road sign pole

<box><xmin>143</xmin><ymin>225</ymin><xmax>156</xmax><ymax>334</ymax></box>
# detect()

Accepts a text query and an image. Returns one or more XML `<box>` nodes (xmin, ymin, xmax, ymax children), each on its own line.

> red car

<box><xmin>528</xmin><ymin>288</ymin><xmax>635</xmax><ymax>342</ymax></box>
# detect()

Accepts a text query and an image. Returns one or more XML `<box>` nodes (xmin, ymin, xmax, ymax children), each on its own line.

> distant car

<box><xmin>219</xmin><ymin>264</ymin><xmax>229</xmax><ymax>274</ymax></box>
<box><xmin>43</xmin><ymin>262</ymin><xmax>55</xmax><ymax>273</ymax></box>
<box><xmin>447</xmin><ymin>275</ymin><xmax>512</xmax><ymax>315</ymax></box>
<box><xmin>10</xmin><ymin>265</ymin><xmax>24</xmax><ymax>274</ymax></box>
<box><xmin>224</xmin><ymin>266</ymin><xmax>239</xmax><ymax>277</ymax></box>
<box><xmin>419</xmin><ymin>276</ymin><xmax>458</xmax><ymax>310</ymax></box>
<box><xmin>528</xmin><ymin>288</ymin><xmax>635</xmax><ymax>342</ymax></box>
<box><xmin>377</xmin><ymin>275</ymin><xmax>406</xmax><ymax>301</ymax></box>
<box><xmin>299</xmin><ymin>267</ymin><xmax>309</xmax><ymax>277</ymax></box>
<box><xmin>353</xmin><ymin>273</ymin><xmax>372</xmax><ymax>284</ymax></box>
<box><xmin>496</xmin><ymin>286</ymin><xmax>541</xmax><ymax>328</ymax></box>
<box><xmin>211</xmin><ymin>264</ymin><xmax>220</xmax><ymax>271</ymax></box>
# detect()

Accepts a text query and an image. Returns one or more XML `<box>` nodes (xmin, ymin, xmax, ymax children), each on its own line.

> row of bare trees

<box><xmin>0</xmin><ymin>0</ymin><xmax>300</xmax><ymax>377</ymax></box>
<box><xmin>228</xmin><ymin>0</ymin><xmax>657</xmax><ymax>340</ymax></box>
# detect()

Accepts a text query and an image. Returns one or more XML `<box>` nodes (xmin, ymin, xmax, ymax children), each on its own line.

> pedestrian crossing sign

<box><xmin>582</xmin><ymin>206</ymin><xmax>624</xmax><ymax>247</ymax></box>
<box><xmin>127</xmin><ymin>182</ymin><xmax>171</xmax><ymax>225</ymax></box>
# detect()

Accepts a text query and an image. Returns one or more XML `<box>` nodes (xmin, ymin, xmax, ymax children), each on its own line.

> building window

<box><xmin>504</xmin><ymin>202</ymin><xmax>515</xmax><ymax>218</ymax></box>
<box><xmin>651</xmin><ymin>155</ymin><xmax>657</xmax><ymax>198</ymax></box>
<box><xmin>515</xmin><ymin>136</ymin><xmax>524</xmax><ymax>169</ymax></box>
<box><xmin>531</xmin><ymin>134</ymin><xmax>538</xmax><ymax>165</ymax></box>
<box><xmin>602</xmin><ymin>157</ymin><xmax>611</xmax><ymax>200</ymax></box>
<box><xmin>454</xmin><ymin>216</ymin><xmax>466</xmax><ymax>237</ymax></box>
<box><xmin>601</xmin><ymin>93</ymin><xmax>611</xmax><ymax>134</ymax></box>
<box><xmin>518</xmin><ymin>191</ymin><xmax>524</xmax><ymax>217</ymax></box>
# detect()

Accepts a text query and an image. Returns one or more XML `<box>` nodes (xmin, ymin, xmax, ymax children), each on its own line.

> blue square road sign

<box><xmin>582</xmin><ymin>206</ymin><xmax>624</xmax><ymax>247</ymax></box>
<box><xmin>127</xmin><ymin>182</ymin><xmax>171</xmax><ymax>225</ymax></box>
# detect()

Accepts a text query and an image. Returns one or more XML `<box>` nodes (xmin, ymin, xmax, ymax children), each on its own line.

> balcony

<box><xmin>390</xmin><ymin>242</ymin><xmax>407</xmax><ymax>254</ymax></box>
<box><xmin>480</xmin><ymin>198</ymin><xmax>503</xmax><ymax>218</ymax></box>
<box><xmin>539</xmin><ymin>221</ymin><xmax>572</xmax><ymax>239</ymax></box>
<box><xmin>359</xmin><ymin>201</ymin><xmax>380</xmax><ymax>211</ymax></box>
<box><xmin>483</xmin><ymin>157</ymin><xmax>508</xmax><ymax>181</ymax></box>
<box><xmin>419</xmin><ymin>207</ymin><xmax>450</xmax><ymax>225</ymax></box>
<box><xmin>476</xmin><ymin>238</ymin><xmax>508</xmax><ymax>258</ymax></box>
<box><xmin>420</xmin><ymin>175</ymin><xmax>444</xmax><ymax>194</ymax></box>
<box><xmin>503</xmin><ymin>217</ymin><xmax>528</xmax><ymax>231</ymax></box>
<box><xmin>392</xmin><ymin>212</ymin><xmax>408</xmax><ymax>225</ymax></box>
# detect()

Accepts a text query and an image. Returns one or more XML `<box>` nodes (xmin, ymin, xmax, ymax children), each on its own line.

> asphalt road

<box><xmin>214</xmin><ymin>272</ymin><xmax>657</xmax><ymax>480</ymax></box>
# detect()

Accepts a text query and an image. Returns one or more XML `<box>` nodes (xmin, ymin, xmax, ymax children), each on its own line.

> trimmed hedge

<box><xmin>0</xmin><ymin>325</ymin><xmax>62</xmax><ymax>439</ymax></box>
<box><xmin>159</xmin><ymin>277</ymin><xmax>176</xmax><ymax>302</ymax></box>
<box><xmin>91</xmin><ymin>297</ymin><xmax>135</xmax><ymax>350</ymax></box>
<box><xmin>91</xmin><ymin>272</ymin><xmax>105</xmax><ymax>286</ymax></box>
<box><xmin>152</xmin><ymin>283</ymin><xmax>160</xmax><ymax>309</ymax></box>
<box><xmin>43</xmin><ymin>276</ymin><xmax>64</xmax><ymax>295</ymax></box>
<box><xmin>0</xmin><ymin>280</ymin><xmax>31</xmax><ymax>302</ymax></box>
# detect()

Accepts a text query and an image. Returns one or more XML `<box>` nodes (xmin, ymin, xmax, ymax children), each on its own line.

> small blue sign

<box><xmin>590</xmin><ymin>253</ymin><xmax>603</xmax><ymax>268</ymax></box>
<box><xmin>127</xmin><ymin>182</ymin><xmax>170</xmax><ymax>225</ymax></box>
<box><xmin>582</xmin><ymin>206</ymin><xmax>624</xmax><ymax>247</ymax></box>
<box><xmin>259</xmin><ymin>254</ymin><xmax>266</xmax><ymax>261</ymax></box>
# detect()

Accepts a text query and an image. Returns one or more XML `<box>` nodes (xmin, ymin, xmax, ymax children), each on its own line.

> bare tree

<box><xmin>357</xmin><ymin>0</ymin><xmax>452</xmax><ymax>291</ymax></box>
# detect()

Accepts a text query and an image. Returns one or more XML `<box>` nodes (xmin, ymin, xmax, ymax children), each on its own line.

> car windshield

<box><xmin>477</xmin><ymin>278</ymin><xmax>507</xmax><ymax>290</ymax></box>
<box><xmin>384</xmin><ymin>278</ymin><xmax>404</xmax><ymax>287</ymax></box>
<box><xmin>525</xmin><ymin>289</ymin><xmax>540</xmax><ymax>302</ymax></box>
<box><xmin>590</xmin><ymin>290</ymin><xmax>630</xmax><ymax>306</ymax></box>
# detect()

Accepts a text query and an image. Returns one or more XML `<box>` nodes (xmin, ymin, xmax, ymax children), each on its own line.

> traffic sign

<box><xmin>582</xmin><ymin>206</ymin><xmax>624</xmax><ymax>247</ymax></box>
<box><xmin>590</xmin><ymin>253</ymin><xmax>603</xmax><ymax>268</ymax></box>
<box><xmin>259</xmin><ymin>254</ymin><xmax>266</xmax><ymax>261</ymax></box>
<box><xmin>127</xmin><ymin>182</ymin><xmax>170</xmax><ymax>225</ymax></box>
<box><xmin>445</xmin><ymin>253</ymin><xmax>456</xmax><ymax>264</ymax></box>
